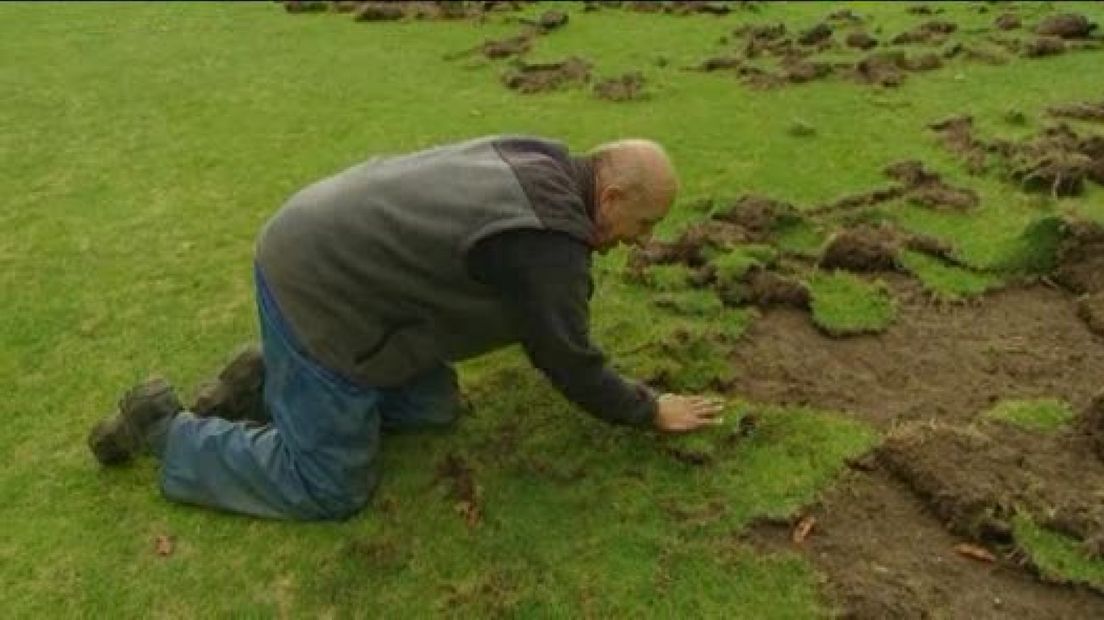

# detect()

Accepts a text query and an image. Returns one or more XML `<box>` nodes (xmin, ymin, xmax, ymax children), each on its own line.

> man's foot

<box><xmin>192</xmin><ymin>344</ymin><xmax>267</xmax><ymax>423</ymax></box>
<box><xmin>88</xmin><ymin>377</ymin><xmax>183</xmax><ymax>466</ymax></box>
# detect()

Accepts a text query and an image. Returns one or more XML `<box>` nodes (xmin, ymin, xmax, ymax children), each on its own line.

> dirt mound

<box><xmin>852</xmin><ymin>51</ymin><xmax>942</xmax><ymax>87</ymax></box>
<box><xmin>1078</xmin><ymin>293</ymin><xmax>1104</xmax><ymax>337</ymax></box>
<box><xmin>995</xmin><ymin>13</ymin><xmax>1021</xmax><ymax>31</ymax></box>
<box><xmin>797</xmin><ymin>22</ymin><xmax>833</xmax><ymax>46</ymax></box>
<box><xmin>718</xmin><ymin>266</ymin><xmax>810</xmax><ymax>309</ymax></box>
<box><xmin>1049</xmin><ymin>100</ymin><xmax>1104</xmax><ymax>123</ymax></box>
<box><xmin>820</xmin><ymin>224</ymin><xmax>901</xmax><ymax>272</ymax></box>
<box><xmin>1023</xmin><ymin>37</ymin><xmax>1067</xmax><ymax>58</ymax></box>
<box><xmin>885</xmin><ymin>159</ymin><xmax>979</xmax><ymax>209</ymax></box>
<box><xmin>726</xmin><ymin>280</ymin><xmax>1104</xmax><ymax>428</ymax></box>
<box><xmin>878</xmin><ymin>421</ymin><xmax>1104</xmax><ymax>555</ymax></box>
<box><xmin>745</xmin><ymin>470</ymin><xmax>1104</xmax><ymax>619</ymax></box>
<box><xmin>710</xmin><ymin>195</ymin><xmax>803</xmax><ymax>242</ymax></box>
<box><xmin>845</xmin><ymin>31</ymin><xmax>878</xmax><ymax>50</ymax></box>
<box><xmin>593</xmin><ymin>72</ymin><xmax>646</xmax><ymax>101</ymax></box>
<box><xmin>891</xmin><ymin>19</ymin><xmax>957</xmax><ymax>45</ymax></box>
<box><xmin>1035</xmin><ymin>13</ymin><xmax>1098</xmax><ymax>39</ymax></box>
<box><xmin>906</xmin><ymin>4</ymin><xmax>943</xmax><ymax>16</ymax></box>
<box><xmin>501</xmin><ymin>57</ymin><xmax>591</xmax><ymax>93</ymax></box>
<box><xmin>1055</xmin><ymin>219</ymin><xmax>1104</xmax><ymax>294</ymax></box>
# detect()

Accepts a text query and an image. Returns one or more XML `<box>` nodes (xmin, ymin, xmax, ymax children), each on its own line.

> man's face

<box><xmin>594</xmin><ymin>187</ymin><xmax>669</xmax><ymax>254</ymax></box>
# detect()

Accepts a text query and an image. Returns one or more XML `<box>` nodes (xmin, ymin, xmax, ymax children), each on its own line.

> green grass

<box><xmin>899</xmin><ymin>250</ymin><xmax>1004</xmax><ymax>302</ymax></box>
<box><xmin>808</xmin><ymin>271</ymin><xmax>896</xmax><ymax>335</ymax></box>
<box><xmin>4</xmin><ymin>0</ymin><xmax>1104</xmax><ymax>616</ymax></box>
<box><xmin>982</xmin><ymin>398</ymin><xmax>1076</xmax><ymax>433</ymax></box>
<box><xmin>1014</xmin><ymin>515</ymin><xmax>1104</xmax><ymax>593</ymax></box>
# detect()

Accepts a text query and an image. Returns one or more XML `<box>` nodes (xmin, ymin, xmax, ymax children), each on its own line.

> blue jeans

<box><xmin>159</xmin><ymin>267</ymin><xmax>460</xmax><ymax>520</ymax></box>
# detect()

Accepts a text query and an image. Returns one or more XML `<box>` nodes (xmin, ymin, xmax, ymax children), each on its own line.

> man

<box><xmin>88</xmin><ymin>135</ymin><xmax>724</xmax><ymax>520</ymax></box>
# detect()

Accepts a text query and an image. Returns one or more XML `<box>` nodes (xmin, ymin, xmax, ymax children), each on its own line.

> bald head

<box><xmin>587</xmin><ymin>139</ymin><xmax>679</xmax><ymax>252</ymax></box>
<box><xmin>589</xmin><ymin>139</ymin><xmax>679</xmax><ymax>211</ymax></box>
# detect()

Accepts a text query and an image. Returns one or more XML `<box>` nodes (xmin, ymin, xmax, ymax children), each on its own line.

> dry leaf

<box><xmin>954</xmin><ymin>543</ymin><xmax>996</xmax><ymax>562</ymax></box>
<box><xmin>155</xmin><ymin>534</ymin><xmax>174</xmax><ymax>557</ymax></box>
<box><xmin>792</xmin><ymin>515</ymin><xmax>816</xmax><ymax>544</ymax></box>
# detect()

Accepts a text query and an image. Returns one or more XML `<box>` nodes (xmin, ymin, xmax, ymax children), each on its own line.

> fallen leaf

<box><xmin>792</xmin><ymin>515</ymin><xmax>816</xmax><ymax>544</ymax></box>
<box><xmin>955</xmin><ymin>542</ymin><xmax>996</xmax><ymax>563</ymax></box>
<box><xmin>155</xmin><ymin>534</ymin><xmax>174</xmax><ymax>557</ymax></box>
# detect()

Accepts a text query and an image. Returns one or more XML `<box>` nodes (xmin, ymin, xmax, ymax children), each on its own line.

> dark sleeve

<box><xmin>467</xmin><ymin>229</ymin><xmax>657</xmax><ymax>428</ymax></box>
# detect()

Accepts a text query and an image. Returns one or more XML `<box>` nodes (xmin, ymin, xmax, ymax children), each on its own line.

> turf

<box><xmin>982</xmin><ymin>398</ymin><xmax>1076</xmax><ymax>433</ymax></box>
<box><xmin>3</xmin><ymin>1</ymin><xmax>1104</xmax><ymax>616</ymax></box>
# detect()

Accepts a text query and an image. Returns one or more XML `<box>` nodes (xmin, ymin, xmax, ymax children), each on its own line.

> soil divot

<box><xmin>501</xmin><ymin>57</ymin><xmax>591</xmax><ymax>93</ymax></box>
<box><xmin>1035</xmin><ymin>13</ymin><xmax>1098</xmax><ymax>39</ymax></box>
<box><xmin>891</xmin><ymin>20</ymin><xmax>958</xmax><ymax>45</ymax></box>
<box><xmin>1080</xmin><ymin>392</ymin><xmax>1104</xmax><ymax>462</ymax></box>
<box><xmin>593</xmin><ymin>72</ymin><xmax>646</xmax><ymax>101</ymax></box>
<box><xmin>819</xmin><ymin>224</ymin><xmax>901</xmax><ymax>272</ymax></box>
<box><xmin>845</xmin><ymin>31</ymin><xmax>878</xmax><ymax>50</ymax></box>
<box><xmin>726</xmin><ymin>279</ymin><xmax>1104</xmax><ymax>428</ymax></box>
<box><xmin>885</xmin><ymin>159</ymin><xmax>979</xmax><ymax>209</ymax></box>
<box><xmin>718</xmin><ymin>265</ymin><xmax>811</xmax><ymax>309</ymax></box>
<box><xmin>1023</xmin><ymin>37</ymin><xmax>1067</xmax><ymax>58</ymax></box>
<box><xmin>877</xmin><ymin>421</ymin><xmax>1104</xmax><ymax>554</ymax></box>
<box><xmin>1054</xmin><ymin>219</ymin><xmax>1104</xmax><ymax>295</ymax></box>
<box><xmin>745</xmin><ymin>470</ymin><xmax>1104</xmax><ymax>619</ymax></box>
<box><xmin>995</xmin><ymin>13</ymin><xmax>1021</xmax><ymax>31</ymax></box>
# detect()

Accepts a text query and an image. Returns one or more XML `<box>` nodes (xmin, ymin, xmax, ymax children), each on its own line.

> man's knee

<box><xmin>296</xmin><ymin>464</ymin><xmax>380</xmax><ymax>521</ymax></box>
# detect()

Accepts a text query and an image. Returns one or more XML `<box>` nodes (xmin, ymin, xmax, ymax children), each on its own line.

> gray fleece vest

<box><xmin>255</xmin><ymin>136</ymin><xmax>590</xmax><ymax>387</ymax></box>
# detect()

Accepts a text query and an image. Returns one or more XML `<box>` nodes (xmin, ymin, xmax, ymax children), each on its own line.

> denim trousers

<box><xmin>159</xmin><ymin>266</ymin><xmax>459</xmax><ymax>520</ymax></box>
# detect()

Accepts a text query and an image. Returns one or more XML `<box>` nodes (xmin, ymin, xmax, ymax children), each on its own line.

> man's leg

<box><xmin>158</xmin><ymin>275</ymin><xmax>381</xmax><ymax>520</ymax></box>
<box><xmin>379</xmin><ymin>364</ymin><xmax>464</xmax><ymax>433</ymax></box>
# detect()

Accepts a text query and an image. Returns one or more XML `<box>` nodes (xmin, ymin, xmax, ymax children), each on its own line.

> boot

<box><xmin>192</xmin><ymin>344</ymin><xmax>267</xmax><ymax>423</ymax></box>
<box><xmin>88</xmin><ymin>377</ymin><xmax>182</xmax><ymax>466</ymax></box>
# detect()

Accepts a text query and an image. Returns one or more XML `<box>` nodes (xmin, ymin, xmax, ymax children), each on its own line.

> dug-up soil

<box><xmin>747</xmin><ymin>468</ymin><xmax>1104</xmax><ymax>619</ymax></box>
<box><xmin>725</xmin><ymin>242</ymin><xmax>1104</xmax><ymax>616</ymax></box>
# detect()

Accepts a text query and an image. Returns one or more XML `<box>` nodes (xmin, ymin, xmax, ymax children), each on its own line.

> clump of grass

<box><xmin>710</xmin><ymin>244</ymin><xmax>778</xmax><ymax>285</ymax></box>
<box><xmin>776</xmin><ymin>219</ymin><xmax>826</xmax><ymax>258</ymax></box>
<box><xmin>641</xmin><ymin>263</ymin><xmax>696</xmax><ymax>292</ymax></box>
<box><xmin>654</xmin><ymin>288</ymin><xmax>724</xmax><ymax>316</ymax></box>
<box><xmin>982</xmin><ymin>398</ymin><xmax>1075</xmax><ymax>433</ymax></box>
<box><xmin>899</xmin><ymin>250</ymin><xmax>1004</xmax><ymax>301</ymax></box>
<box><xmin>994</xmin><ymin>215</ymin><xmax>1064</xmax><ymax>275</ymax></box>
<box><xmin>1013</xmin><ymin>514</ymin><xmax>1104</xmax><ymax>592</ymax></box>
<box><xmin>808</xmin><ymin>271</ymin><xmax>895</xmax><ymax>335</ymax></box>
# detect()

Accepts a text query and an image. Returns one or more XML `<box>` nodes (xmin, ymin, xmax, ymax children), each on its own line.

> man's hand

<box><xmin>653</xmin><ymin>394</ymin><xmax>725</xmax><ymax>433</ymax></box>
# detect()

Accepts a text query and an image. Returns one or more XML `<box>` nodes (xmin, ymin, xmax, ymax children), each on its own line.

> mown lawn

<box><xmin>2</xmin><ymin>2</ymin><xmax>1103</xmax><ymax>616</ymax></box>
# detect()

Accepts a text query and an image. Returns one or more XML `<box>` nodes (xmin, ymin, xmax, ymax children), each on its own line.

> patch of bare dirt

<box><xmin>501</xmin><ymin>57</ymin><xmax>591</xmax><ymax>93</ymax></box>
<box><xmin>1034</xmin><ymin>13</ymin><xmax>1099</xmax><ymax>39</ymax></box>
<box><xmin>878</xmin><ymin>421</ymin><xmax>1104</xmax><ymax>555</ymax></box>
<box><xmin>744</xmin><ymin>470</ymin><xmax>1104</xmax><ymax>619</ymax></box>
<box><xmin>725</xmin><ymin>280</ymin><xmax>1104</xmax><ymax>428</ymax></box>
<box><xmin>818</xmin><ymin>222</ymin><xmax>960</xmax><ymax>273</ymax></box>
<box><xmin>1079</xmin><ymin>293</ymin><xmax>1104</xmax><ymax>337</ymax></box>
<box><xmin>593</xmin><ymin>72</ymin><xmax>646</xmax><ymax>101</ymax></box>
